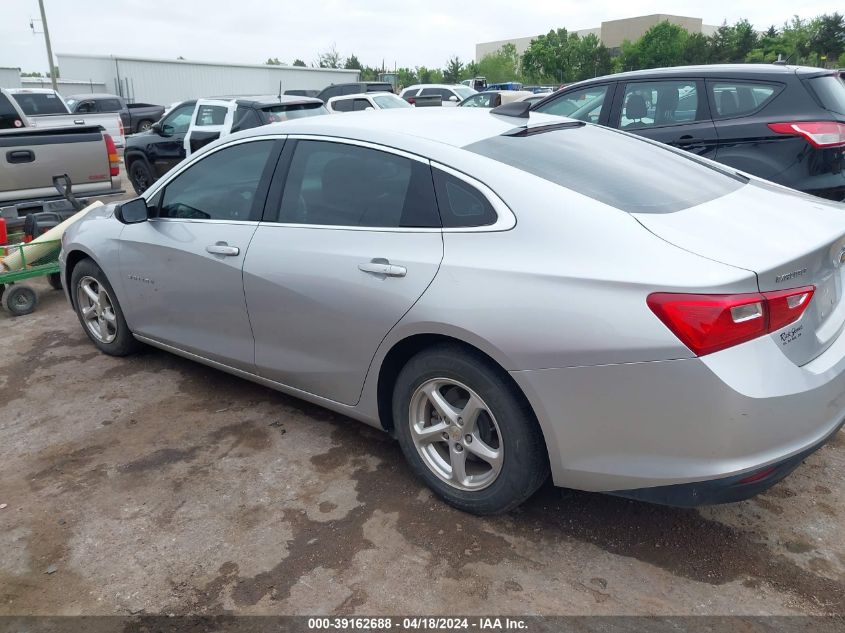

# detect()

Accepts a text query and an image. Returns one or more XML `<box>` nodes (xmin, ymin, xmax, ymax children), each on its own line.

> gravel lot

<box><xmin>1</xmin><ymin>273</ymin><xmax>844</xmax><ymax>616</ymax></box>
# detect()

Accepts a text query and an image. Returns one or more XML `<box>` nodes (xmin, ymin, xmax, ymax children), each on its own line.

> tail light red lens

<box><xmin>647</xmin><ymin>286</ymin><xmax>815</xmax><ymax>356</ymax></box>
<box><xmin>104</xmin><ymin>133</ymin><xmax>120</xmax><ymax>177</ymax></box>
<box><xmin>768</xmin><ymin>121</ymin><xmax>845</xmax><ymax>148</ymax></box>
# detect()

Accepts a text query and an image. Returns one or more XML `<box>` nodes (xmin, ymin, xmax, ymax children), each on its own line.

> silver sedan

<box><xmin>60</xmin><ymin>107</ymin><xmax>845</xmax><ymax>514</ymax></box>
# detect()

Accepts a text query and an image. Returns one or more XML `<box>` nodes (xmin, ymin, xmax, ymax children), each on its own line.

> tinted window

<box><xmin>97</xmin><ymin>98</ymin><xmax>123</xmax><ymax>112</ymax></box>
<box><xmin>352</xmin><ymin>99</ymin><xmax>372</xmax><ymax>111</ymax></box>
<box><xmin>0</xmin><ymin>93</ymin><xmax>24</xmax><ymax>129</ymax></box>
<box><xmin>332</xmin><ymin>98</ymin><xmax>354</xmax><ymax>112</ymax></box>
<box><xmin>620</xmin><ymin>81</ymin><xmax>698</xmax><ymax>129</ymax></box>
<box><xmin>810</xmin><ymin>75</ymin><xmax>845</xmax><ymax>115</ymax></box>
<box><xmin>536</xmin><ymin>85</ymin><xmax>608</xmax><ymax>123</ymax></box>
<box><xmin>159</xmin><ymin>141</ymin><xmax>274</xmax><ymax>221</ymax></box>
<box><xmin>161</xmin><ymin>104</ymin><xmax>194</xmax><ymax>134</ymax></box>
<box><xmin>711</xmin><ymin>81</ymin><xmax>778</xmax><ymax>118</ymax></box>
<box><xmin>459</xmin><ymin>93</ymin><xmax>495</xmax><ymax>108</ymax></box>
<box><xmin>454</xmin><ymin>86</ymin><xmax>476</xmax><ymax>100</ymax></box>
<box><xmin>11</xmin><ymin>92</ymin><xmax>68</xmax><ymax>115</ymax></box>
<box><xmin>276</xmin><ymin>140</ymin><xmax>439</xmax><ymax>228</ymax></box>
<box><xmin>231</xmin><ymin>107</ymin><xmax>261</xmax><ymax>133</ymax></box>
<box><xmin>420</xmin><ymin>88</ymin><xmax>451</xmax><ymax>100</ymax></box>
<box><xmin>195</xmin><ymin>105</ymin><xmax>227</xmax><ymax>126</ymax></box>
<box><xmin>433</xmin><ymin>170</ymin><xmax>497</xmax><ymax>228</ymax></box>
<box><xmin>465</xmin><ymin>126</ymin><xmax>745</xmax><ymax>214</ymax></box>
<box><xmin>260</xmin><ymin>102</ymin><xmax>327</xmax><ymax>122</ymax></box>
<box><xmin>75</xmin><ymin>101</ymin><xmax>95</xmax><ymax>113</ymax></box>
<box><xmin>373</xmin><ymin>95</ymin><xmax>411</xmax><ymax>109</ymax></box>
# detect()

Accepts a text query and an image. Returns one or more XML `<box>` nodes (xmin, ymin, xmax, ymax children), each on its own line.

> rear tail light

<box><xmin>768</xmin><ymin>121</ymin><xmax>845</xmax><ymax>148</ymax></box>
<box><xmin>119</xmin><ymin>118</ymin><xmax>125</xmax><ymax>139</ymax></box>
<box><xmin>104</xmin><ymin>133</ymin><xmax>120</xmax><ymax>177</ymax></box>
<box><xmin>647</xmin><ymin>286</ymin><xmax>815</xmax><ymax>356</ymax></box>
<box><xmin>407</xmin><ymin>97</ymin><xmax>416</xmax><ymax>105</ymax></box>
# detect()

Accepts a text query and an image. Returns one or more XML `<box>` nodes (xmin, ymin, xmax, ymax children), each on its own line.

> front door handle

<box><xmin>206</xmin><ymin>242</ymin><xmax>240</xmax><ymax>256</ymax></box>
<box><xmin>676</xmin><ymin>135</ymin><xmax>701</xmax><ymax>146</ymax></box>
<box><xmin>358</xmin><ymin>259</ymin><xmax>407</xmax><ymax>278</ymax></box>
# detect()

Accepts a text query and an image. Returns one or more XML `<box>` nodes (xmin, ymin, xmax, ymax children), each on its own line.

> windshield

<box><xmin>454</xmin><ymin>86</ymin><xmax>477</xmax><ymax>100</ymax></box>
<box><xmin>10</xmin><ymin>92</ymin><xmax>69</xmax><ymax>115</ymax></box>
<box><xmin>260</xmin><ymin>102</ymin><xmax>328</xmax><ymax>122</ymax></box>
<box><xmin>373</xmin><ymin>94</ymin><xmax>411</xmax><ymax>109</ymax></box>
<box><xmin>810</xmin><ymin>75</ymin><xmax>845</xmax><ymax>115</ymax></box>
<box><xmin>465</xmin><ymin>126</ymin><xmax>746</xmax><ymax>214</ymax></box>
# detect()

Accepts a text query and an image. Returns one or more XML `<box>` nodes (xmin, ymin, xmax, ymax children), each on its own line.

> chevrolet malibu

<box><xmin>60</xmin><ymin>107</ymin><xmax>845</xmax><ymax>515</ymax></box>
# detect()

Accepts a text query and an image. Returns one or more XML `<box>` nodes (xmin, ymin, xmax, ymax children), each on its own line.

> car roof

<box><xmin>403</xmin><ymin>84</ymin><xmax>464</xmax><ymax>90</ymax></box>
<box><xmin>329</xmin><ymin>92</ymin><xmax>395</xmax><ymax>100</ymax></box>
<box><xmin>204</xmin><ymin>94</ymin><xmax>322</xmax><ymax>107</ymax></box>
<box><xmin>65</xmin><ymin>93</ymin><xmax>122</xmax><ymax>100</ymax></box>
<box><xmin>7</xmin><ymin>88</ymin><xmax>58</xmax><ymax>94</ymax></box>
<box><xmin>230</xmin><ymin>106</ymin><xmax>564</xmax><ymax>150</ymax></box>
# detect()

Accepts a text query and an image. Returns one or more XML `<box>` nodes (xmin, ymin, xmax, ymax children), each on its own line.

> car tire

<box><xmin>136</xmin><ymin>120</ymin><xmax>153</xmax><ymax>133</ymax></box>
<box><xmin>71</xmin><ymin>258</ymin><xmax>140</xmax><ymax>356</ymax></box>
<box><xmin>128</xmin><ymin>160</ymin><xmax>154</xmax><ymax>196</ymax></box>
<box><xmin>392</xmin><ymin>343</ymin><xmax>549</xmax><ymax>515</ymax></box>
<box><xmin>3</xmin><ymin>284</ymin><xmax>38</xmax><ymax>316</ymax></box>
<box><xmin>47</xmin><ymin>272</ymin><xmax>62</xmax><ymax>290</ymax></box>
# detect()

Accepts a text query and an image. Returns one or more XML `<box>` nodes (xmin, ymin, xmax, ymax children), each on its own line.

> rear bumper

<box><xmin>607</xmin><ymin>418</ymin><xmax>843</xmax><ymax>506</ymax></box>
<box><xmin>510</xmin><ymin>327</ymin><xmax>845</xmax><ymax>495</ymax></box>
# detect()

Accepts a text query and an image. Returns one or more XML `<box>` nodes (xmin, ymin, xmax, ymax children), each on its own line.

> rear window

<box><xmin>464</xmin><ymin>126</ymin><xmax>745</xmax><ymax>214</ymax></box>
<box><xmin>97</xmin><ymin>98</ymin><xmax>123</xmax><ymax>112</ymax></box>
<box><xmin>710</xmin><ymin>81</ymin><xmax>779</xmax><ymax>118</ymax></box>
<box><xmin>809</xmin><ymin>75</ymin><xmax>845</xmax><ymax>115</ymax></box>
<box><xmin>0</xmin><ymin>93</ymin><xmax>24</xmax><ymax>129</ymax></box>
<box><xmin>260</xmin><ymin>102</ymin><xmax>328</xmax><ymax>123</ymax></box>
<box><xmin>11</xmin><ymin>92</ymin><xmax>68</xmax><ymax>115</ymax></box>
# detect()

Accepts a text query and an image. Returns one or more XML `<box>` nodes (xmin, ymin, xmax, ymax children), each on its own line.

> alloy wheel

<box><xmin>77</xmin><ymin>276</ymin><xmax>118</xmax><ymax>344</ymax></box>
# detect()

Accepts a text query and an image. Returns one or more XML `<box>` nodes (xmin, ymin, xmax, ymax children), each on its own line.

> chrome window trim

<box><xmin>268</xmin><ymin>135</ymin><xmax>516</xmax><ymax>233</ymax></box>
<box><xmin>148</xmin><ymin>218</ymin><xmax>259</xmax><ymax>226</ymax></box>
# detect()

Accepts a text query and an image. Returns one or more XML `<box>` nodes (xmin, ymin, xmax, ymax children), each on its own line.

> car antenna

<box><xmin>490</xmin><ymin>101</ymin><xmax>531</xmax><ymax>119</ymax></box>
<box><xmin>278</xmin><ymin>81</ymin><xmax>282</xmax><ymax>101</ymax></box>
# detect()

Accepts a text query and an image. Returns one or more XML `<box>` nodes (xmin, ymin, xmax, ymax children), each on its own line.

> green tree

<box><xmin>443</xmin><ymin>56</ymin><xmax>464</xmax><ymax>84</ymax></box>
<box><xmin>292</xmin><ymin>59</ymin><xmax>306</xmax><ymax>67</ymax></box>
<box><xmin>20</xmin><ymin>71</ymin><xmax>43</xmax><ymax>77</ymax></box>
<box><xmin>396</xmin><ymin>67</ymin><xmax>418</xmax><ymax>88</ymax></box>
<box><xmin>810</xmin><ymin>13</ymin><xmax>845</xmax><ymax>61</ymax></box>
<box><xmin>317</xmin><ymin>44</ymin><xmax>342</xmax><ymax>69</ymax></box>
<box><xmin>571</xmin><ymin>33</ymin><xmax>611</xmax><ymax>80</ymax></box>
<box><xmin>730</xmin><ymin>19</ymin><xmax>759</xmax><ymax>61</ymax></box>
<box><xmin>475</xmin><ymin>43</ymin><xmax>521</xmax><ymax>83</ymax></box>
<box><xmin>683</xmin><ymin>32</ymin><xmax>710</xmax><ymax>64</ymax></box>
<box><xmin>522</xmin><ymin>28</ymin><xmax>573</xmax><ymax>83</ymax></box>
<box><xmin>635</xmin><ymin>21</ymin><xmax>689</xmax><ymax>69</ymax></box>
<box><xmin>461</xmin><ymin>61</ymin><xmax>480</xmax><ymax>81</ymax></box>
<box><xmin>344</xmin><ymin>54</ymin><xmax>363</xmax><ymax>71</ymax></box>
<box><xmin>265</xmin><ymin>57</ymin><xmax>282</xmax><ymax>65</ymax></box>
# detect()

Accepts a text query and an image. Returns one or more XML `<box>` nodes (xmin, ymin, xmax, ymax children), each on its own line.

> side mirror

<box><xmin>449</xmin><ymin>95</ymin><xmax>459</xmax><ymax>102</ymax></box>
<box><xmin>116</xmin><ymin>198</ymin><xmax>150</xmax><ymax>224</ymax></box>
<box><xmin>151</xmin><ymin>122</ymin><xmax>162</xmax><ymax>134</ymax></box>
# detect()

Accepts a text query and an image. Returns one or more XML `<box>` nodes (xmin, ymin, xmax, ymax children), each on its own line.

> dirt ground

<box><xmin>1</xmin><ymin>276</ymin><xmax>844</xmax><ymax>617</ymax></box>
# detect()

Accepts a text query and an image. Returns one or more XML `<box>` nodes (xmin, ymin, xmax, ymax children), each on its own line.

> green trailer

<box><xmin>0</xmin><ymin>237</ymin><xmax>63</xmax><ymax>316</ymax></box>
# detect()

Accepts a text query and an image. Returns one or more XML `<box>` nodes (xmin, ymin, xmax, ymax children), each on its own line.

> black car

<box><xmin>532</xmin><ymin>64</ymin><xmax>845</xmax><ymax>200</ymax></box>
<box><xmin>316</xmin><ymin>82</ymin><xmax>394</xmax><ymax>102</ymax></box>
<box><xmin>124</xmin><ymin>95</ymin><xmax>326</xmax><ymax>194</ymax></box>
<box><xmin>65</xmin><ymin>93</ymin><xmax>165</xmax><ymax>134</ymax></box>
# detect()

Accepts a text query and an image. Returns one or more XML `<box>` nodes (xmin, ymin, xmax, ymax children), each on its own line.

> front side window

<box><xmin>76</xmin><ymin>101</ymin><xmax>95</xmax><ymax>113</ymax></box>
<box><xmin>161</xmin><ymin>104</ymin><xmax>194</xmax><ymax>135</ymax></box>
<box><xmin>459</xmin><ymin>93</ymin><xmax>495</xmax><ymax>108</ymax></box>
<box><xmin>276</xmin><ymin>140</ymin><xmax>439</xmax><ymax>228</ymax></box>
<box><xmin>619</xmin><ymin>81</ymin><xmax>698</xmax><ymax>130</ymax></box>
<box><xmin>352</xmin><ymin>99</ymin><xmax>372</xmax><ymax>111</ymax></box>
<box><xmin>711</xmin><ymin>81</ymin><xmax>779</xmax><ymax>118</ymax></box>
<box><xmin>372</xmin><ymin>95</ymin><xmax>411</xmax><ymax>109</ymax></box>
<box><xmin>536</xmin><ymin>85</ymin><xmax>608</xmax><ymax>123</ymax></box>
<box><xmin>159</xmin><ymin>141</ymin><xmax>274</xmax><ymax>221</ymax></box>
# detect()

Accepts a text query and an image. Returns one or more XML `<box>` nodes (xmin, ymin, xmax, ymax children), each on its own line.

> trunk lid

<box><xmin>635</xmin><ymin>181</ymin><xmax>845</xmax><ymax>365</ymax></box>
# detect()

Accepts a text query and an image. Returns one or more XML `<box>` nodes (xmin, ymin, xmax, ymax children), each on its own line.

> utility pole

<box><xmin>37</xmin><ymin>0</ymin><xmax>58</xmax><ymax>92</ymax></box>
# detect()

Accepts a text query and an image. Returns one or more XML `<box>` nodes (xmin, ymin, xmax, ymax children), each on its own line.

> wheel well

<box><xmin>376</xmin><ymin>334</ymin><xmax>544</xmax><ymax>444</ymax></box>
<box><xmin>63</xmin><ymin>251</ymin><xmax>92</xmax><ymax>308</ymax></box>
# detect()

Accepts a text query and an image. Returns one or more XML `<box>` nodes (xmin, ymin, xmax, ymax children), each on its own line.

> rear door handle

<box><xmin>206</xmin><ymin>242</ymin><xmax>240</xmax><ymax>256</ymax></box>
<box><xmin>6</xmin><ymin>150</ymin><xmax>34</xmax><ymax>164</ymax></box>
<box><xmin>358</xmin><ymin>260</ymin><xmax>407</xmax><ymax>278</ymax></box>
<box><xmin>676</xmin><ymin>135</ymin><xmax>701</xmax><ymax>146</ymax></box>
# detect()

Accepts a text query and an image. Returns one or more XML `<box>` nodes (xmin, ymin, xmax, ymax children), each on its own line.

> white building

<box><xmin>56</xmin><ymin>54</ymin><xmax>360</xmax><ymax>104</ymax></box>
<box><xmin>0</xmin><ymin>67</ymin><xmax>21</xmax><ymax>89</ymax></box>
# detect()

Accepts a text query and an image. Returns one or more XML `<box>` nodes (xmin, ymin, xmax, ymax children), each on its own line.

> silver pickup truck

<box><xmin>7</xmin><ymin>88</ymin><xmax>126</xmax><ymax>148</ymax></box>
<box><xmin>0</xmin><ymin>88</ymin><xmax>122</xmax><ymax>212</ymax></box>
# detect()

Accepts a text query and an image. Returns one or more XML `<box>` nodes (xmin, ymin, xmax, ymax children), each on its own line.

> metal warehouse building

<box><xmin>56</xmin><ymin>54</ymin><xmax>360</xmax><ymax>104</ymax></box>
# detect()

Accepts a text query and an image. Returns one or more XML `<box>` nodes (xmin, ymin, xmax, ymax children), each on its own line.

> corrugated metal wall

<box><xmin>19</xmin><ymin>78</ymin><xmax>108</xmax><ymax>95</ymax></box>
<box><xmin>58</xmin><ymin>55</ymin><xmax>360</xmax><ymax>105</ymax></box>
<box><xmin>0</xmin><ymin>68</ymin><xmax>22</xmax><ymax>89</ymax></box>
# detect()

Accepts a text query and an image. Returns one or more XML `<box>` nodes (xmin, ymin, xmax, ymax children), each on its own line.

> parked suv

<box><xmin>124</xmin><ymin>95</ymin><xmax>326</xmax><ymax>194</ymax></box>
<box><xmin>400</xmin><ymin>84</ymin><xmax>477</xmax><ymax>106</ymax></box>
<box><xmin>533</xmin><ymin>64</ymin><xmax>845</xmax><ymax>200</ymax></box>
<box><xmin>316</xmin><ymin>82</ymin><xmax>394</xmax><ymax>102</ymax></box>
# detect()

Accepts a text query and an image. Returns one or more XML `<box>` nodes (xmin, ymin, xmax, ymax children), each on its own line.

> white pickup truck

<box><xmin>7</xmin><ymin>88</ymin><xmax>126</xmax><ymax>148</ymax></box>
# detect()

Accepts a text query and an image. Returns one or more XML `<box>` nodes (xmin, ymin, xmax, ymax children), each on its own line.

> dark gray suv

<box><xmin>533</xmin><ymin>64</ymin><xmax>845</xmax><ymax>201</ymax></box>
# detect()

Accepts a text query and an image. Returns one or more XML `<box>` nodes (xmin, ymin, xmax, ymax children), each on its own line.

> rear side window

<box><xmin>0</xmin><ymin>93</ymin><xmax>24</xmax><ymax>129</ymax></box>
<box><xmin>98</xmin><ymin>98</ymin><xmax>123</xmax><ymax>112</ymax></box>
<box><xmin>464</xmin><ymin>126</ymin><xmax>745</xmax><ymax>214</ymax></box>
<box><xmin>159</xmin><ymin>140</ymin><xmax>274</xmax><ymax>221</ymax></box>
<box><xmin>711</xmin><ymin>81</ymin><xmax>779</xmax><ymax>118</ymax></box>
<box><xmin>11</xmin><ymin>92</ymin><xmax>68</xmax><ymax>115</ymax></box>
<box><xmin>232</xmin><ymin>107</ymin><xmax>261</xmax><ymax>132</ymax></box>
<box><xmin>619</xmin><ymin>81</ymin><xmax>698</xmax><ymax>129</ymax></box>
<box><xmin>809</xmin><ymin>75</ymin><xmax>845</xmax><ymax>115</ymax></box>
<box><xmin>195</xmin><ymin>105</ymin><xmax>227</xmax><ymax>126</ymax></box>
<box><xmin>332</xmin><ymin>99</ymin><xmax>354</xmax><ymax>113</ymax></box>
<box><xmin>260</xmin><ymin>102</ymin><xmax>327</xmax><ymax>122</ymax></box>
<box><xmin>352</xmin><ymin>99</ymin><xmax>372</xmax><ymax>111</ymax></box>
<box><xmin>275</xmin><ymin>140</ymin><xmax>439</xmax><ymax>228</ymax></box>
<box><xmin>432</xmin><ymin>170</ymin><xmax>497</xmax><ymax>228</ymax></box>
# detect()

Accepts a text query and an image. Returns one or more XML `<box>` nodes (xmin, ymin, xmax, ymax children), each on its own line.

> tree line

<box><xmin>263</xmin><ymin>13</ymin><xmax>845</xmax><ymax>87</ymax></box>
